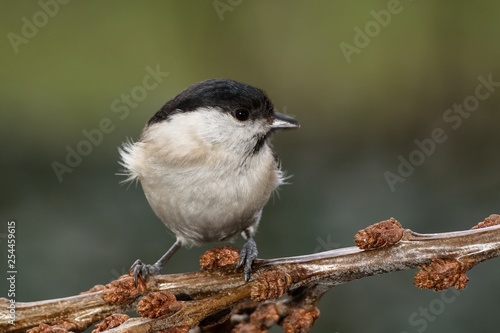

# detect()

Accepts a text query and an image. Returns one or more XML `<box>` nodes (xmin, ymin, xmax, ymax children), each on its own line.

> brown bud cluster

<box><xmin>199</xmin><ymin>246</ymin><xmax>240</xmax><ymax>272</ymax></box>
<box><xmin>251</xmin><ymin>270</ymin><xmax>292</xmax><ymax>302</ymax></box>
<box><xmin>232</xmin><ymin>302</ymin><xmax>281</xmax><ymax>333</ymax></box>
<box><xmin>281</xmin><ymin>307</ymin><xmax>320</xmax><ymax>333</ymax></box>
<box><xmin>472</xmin><ymin>214</ymin><xmax>500</xmax><ymax>229</ymax></box>
<box><xmin>137</xmin><ymin>291</ymin><xmax>181</xmax><ymax>319</ymax></box>
<box><xmin>414</xmin><ymin>258</ymin><xmax>470</xmax><ymax>291</ymax></box>
<box><xmin>102</xmin><ymin>274</ymin><xmax>146</xmax><ymax>305</ymax></box>
<box><xmin>354</xmin><ymin>217</ymin><xmax>404</xmax><ymax>250</ymax></box>
<box><xmin>92</xmin><ymin>314</ymin><xmax>130</xmax><ymax>333</ymax></box>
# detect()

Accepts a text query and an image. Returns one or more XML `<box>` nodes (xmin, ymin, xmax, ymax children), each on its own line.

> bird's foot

<box><xmin>238</xmin><ymin>238</ymin><xmax>258</xmax><ymax>282</ymax></box>
<box><xmin>130</xmin><ymin>259</ymin><xmax>162</xmax><ymax>286</ymax></box>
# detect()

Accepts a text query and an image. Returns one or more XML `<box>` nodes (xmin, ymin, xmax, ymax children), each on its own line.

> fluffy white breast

<box><xmin>119</xmin><ymin>108</ymin><xmax>283</xmax><ymax>246</ymax></box>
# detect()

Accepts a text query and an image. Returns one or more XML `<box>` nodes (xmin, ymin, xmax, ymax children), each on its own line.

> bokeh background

<box><xmin>1</xmin><ymin>1</ymin><xmax>499</xmax><ymax>332</ymax></box>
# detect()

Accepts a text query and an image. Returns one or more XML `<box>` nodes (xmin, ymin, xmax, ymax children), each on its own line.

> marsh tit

<box><xmin>119</xmin><ymin>78</ymin><xmax>299</xmax><ymax>282</ymax></box>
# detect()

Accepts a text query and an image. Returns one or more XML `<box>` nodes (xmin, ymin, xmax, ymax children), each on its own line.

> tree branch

<box><xmin>1</xmin><ymin>215</ymin><xmax>499</xmax><ymax>333</ymax></box>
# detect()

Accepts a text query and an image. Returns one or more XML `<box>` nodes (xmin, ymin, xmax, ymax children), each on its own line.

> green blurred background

<box><xmin>1</xmin><ymin>1</ymin><xmax>499</xmax><ymax>332</ymax></box>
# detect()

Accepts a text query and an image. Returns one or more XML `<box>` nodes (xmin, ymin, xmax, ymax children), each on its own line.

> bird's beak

<box><xmin>271</xmin><ymin>112</ymin><xmax>300</xmax><ymax>129</ymax></box>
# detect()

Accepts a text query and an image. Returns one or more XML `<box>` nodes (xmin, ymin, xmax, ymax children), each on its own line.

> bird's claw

<box><xmin>238</xmin><ymin>238</ymin><xmax>258</xmax><ymax>282</ymax></box>
<box><xmin>130</xmin><ymin>259</ymin><xmax>161</xmax><ymax>286</ymax></box>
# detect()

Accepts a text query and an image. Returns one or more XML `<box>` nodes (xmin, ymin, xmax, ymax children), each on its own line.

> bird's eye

<box><xmin>234</xmin><ymin>108</ymin><xmax>250</xmax><ymax>121</ymax></box>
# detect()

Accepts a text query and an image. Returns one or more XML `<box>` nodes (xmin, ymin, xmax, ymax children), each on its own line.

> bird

<box><xmin>119</xmin><ymin>78</ymin><xmax>299</xmax><ymax>283</ymax></box>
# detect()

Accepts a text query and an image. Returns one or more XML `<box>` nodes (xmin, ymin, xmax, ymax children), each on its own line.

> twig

<box><xmin>1</xmin><ymin>215</ymin><xmax>499</xmax><ymax>333</ymax></box>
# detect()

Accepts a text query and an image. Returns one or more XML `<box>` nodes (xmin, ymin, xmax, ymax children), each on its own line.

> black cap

<box><xmin>148</xmin><ymin>79</ymin><xmax>275</xmax><ymax>126</ymax></box>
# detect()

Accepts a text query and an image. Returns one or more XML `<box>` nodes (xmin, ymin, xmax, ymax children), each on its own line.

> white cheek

<box><xmin>195</xmin><ymin>109</ymin><xmax>260</xmax><ymax>145</ymax></box>
<box><xmin>151</xmin><ymin>108</ymin><xmax>268</xmax><ymax>154</ymax></box>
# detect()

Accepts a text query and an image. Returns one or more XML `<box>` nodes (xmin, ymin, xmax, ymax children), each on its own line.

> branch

<box><xmin>2</xmin><ymin>215</ymin><xmax>499</xmax><ymax>333</ymax></box>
